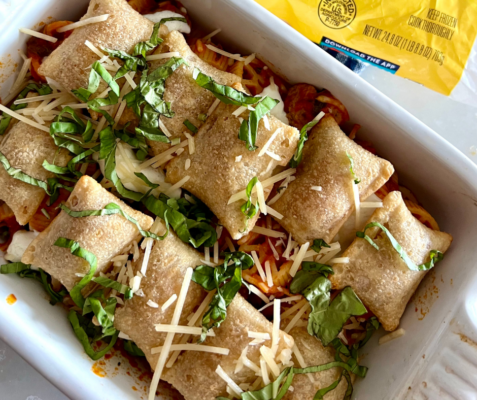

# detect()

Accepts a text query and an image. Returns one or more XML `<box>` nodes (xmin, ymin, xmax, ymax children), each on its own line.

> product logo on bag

<box><xmin>318</xmin><ymin>0</ymin><xmax>356</xmax><ymax>29</ymax></box>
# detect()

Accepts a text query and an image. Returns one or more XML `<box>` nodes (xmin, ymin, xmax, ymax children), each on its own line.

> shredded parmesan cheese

<box><xmin>206</xmin><ymin>44</ymin><xmax>245</xmax><ymax>61</ymax></box>
<box><xmin>0</xmin><ymin>104</ymin><xmax>49</xmax><ymax>132</ymax></box>
<box><xmin>148</xmin><ymin>268</ymin><xmax>193</xmax><ymax>400</ymax></box>
<box><xmin>154</xmin><ymin>324</ymin><xmax>215</xmax><ymax>336</ymax></box>
<box><xmin>256</xmin><ymin>180</ymin><xmax>267</xmax><ymax>215</ymax></box>
<box><xmin>249</xmin><ymin>284</ymin><xmax>270</xmax><ymax>304</ymax></box>
<box><xmin>280</xmin><ymin>298</ymin><xmax>308</xmax><ymax>320</ymax></box>
<box><xmin>266</xmin><ymin>206</ymin><xmax>283</xmax><ymax>220</ymax></box>
<box><xmin>263</xmin><ymin>114</ymin><xmax>270</xmax><ymax>130</ymax></box>
<box><xmin>272</xmin><ymin>299</ymin><xmax>281</xmax><ymax>355</ymax></box>
<box><xmin>185</xmin><ymin>158</ymin><xmax>191</xmax><ymax>170</ymax></box>
<box><xmin>251</xmin><ymin>226</ymin><xmax>286</xmax><ymax>238</ymax></box>
<box><xmin>289</xmin><ymin>242</ymin><xmax>310</xmax><ymax>277</ymax></box>
<box><xmin>259</xmin><ymin>128</ymin><xmax>281</xmax><ymax>157</ymax></box>
<box><xmin>147</xmin><ymin>300</ymin><xmax>159</xmax><ymax>308</ymax></box>
<box><xmin>248</xmin><ymin>331</ymin><xmax>271</xmax><ymax>340</ymax></box>
<box><xmin>232</xmin><ymin>106</ymin><xmax>247</xmax><ymax>117</ymax></box>
<box><xmin>228</xmin><ymin>168</ymin><xmax>296</xmax><ymax>204</ymax></box>
<box><xmin>183</xmin><ymin>132</ymin><xmax>195</xmax><ymax>155</ymax></box>
<box><xmin>352</xmin><ymin>182</ymin><xmax>361</xmax><ymax>230</ymax></box>
<box><xmin>379</xmin><ymin>328</ymin><xmax>405</xmax><ymax>345</ymax></box>
<box><xmin>264</xmin><ymin>261</ymin><xmax>273</xmax><ymax>287</ymax></box>
<box><xmin>311</xmin><ymin>186</ymin><xmax>322</xmax><ymax>191</ymax></box>
<box><xmin>207</xmin><ymin>98</ymin><xmax>221</xmax><ymax>116</ymax></box>
<box><xmin>244</xmin><ymin>53</ymin><xmax>256</xmax><ymax>65</ymax></box>
<box><xmin>225</xmin><ymin>237</ymin><xmax>236</xmax><ymax>252</ymax></box>
<box><xmin>260</xmin><ymin>346</ymin><xmax>280</xmax><ymax>377</ymax></box>
<box><xmin>329</xmin><ymin>257</ymin><xmax>349</xmax><ymax>264</ymax></box>
<box><xmin>360</xmin><ymin>201</ymin><xmax>383</xmax><ymax>208</ymax></box>
<box><xmin>260</xmin><ymin>357</ymin><xmax>270</xmax><ymax>385</ymax></box>
<box><xmin>57</xmin><ymin>14</ymin><xmax>109</xmax><ymax>32</ymax></box>
<box><xmin>119</xmin><ymin>331</ymin><xmax>131</xmax><ymax>340</ymax></box>
<box><xmin>215</xmin><ymin>365</ymin><xmax>243</xmax><ymax>395</ymax></box>
<box><xmin>235</xmin><ymin>155</ymin><xmax>242</xmax><ymax>162</ymax></box>
<box><xmin>284</xmin><ymin>302</ymin><xmax>311</xmax><ymax>333</ymax></box>
<box><xmin>84</xmin><ymin>40</ymin><xmax>112</xmax><ymax>64</ymax></box>
<box><xmin>164</xmin><ymin>175</ymin><xmax>190</xmax><ymax>196</ymax></box>
<box><xmin>202</xmin><ymin>28</ymin><xmax>221</xmax><ymax>41</ymax></box>
<box><xmin>19</xmin><ymin>28</ymin><xmax>57</xmax><ymax>43</ymax></box>
<box><xmin>146</xmin><ymin>51</ymin><xmax>181</xmax><ymax>61</ymax></box>
<box><xmin>161</xmin><ymin>294</ymin><xmax>178</xmax><ymax>311</ymax></box>
<box><xmin>139</xmin><ymin>140</ymin><xmax>189</xmax><ymax>170</ymax></box>
<box><xmin>152</xmin><ymin>344</ymin><xmax>229</xmax><ymax>355</ymax></box>
<box><xmin>9</xmin><ymin>58</ymin><xmax>31</xmax><ymax>96</ymax></box>
<box><xmin>292</xmin><ymin>345</ymin><xmax>315</xmax><ymax>383</ymax></box>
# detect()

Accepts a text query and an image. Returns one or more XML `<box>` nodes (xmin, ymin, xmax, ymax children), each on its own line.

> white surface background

<box><xmin>0</xmin><ymin>36</ymin><xmax>476</xmax><ymax>400</ymax></box>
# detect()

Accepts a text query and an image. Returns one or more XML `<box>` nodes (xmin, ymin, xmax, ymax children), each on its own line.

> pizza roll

<box><xmin>39</xmin><ymin>0</ymin><xmax>153</xmax><ymax>96</ymax></box>
<box><xmin>273</xmin><ymin>115</ymin><xmax>394</xmax><ymax>244</ymax></box>
<box><xmin>22</xmin><ymin>175</ymin><xmax>153</xmax><ymax>290</ymax></box>
<box><xmin>331</xmin><ymin>191</ymin><xmax>452</xmax><ymax>331</ymax></box>
<box><xmin>282</xmin><ymin>327</ymin><xmax>351</xmax><ymax>400</ymax></box>
<box><xmin>0</xmin><ymin>121</ymin><xmax>70</xmax><ymax>225</ymax></box>
<box><xmin>145</xmin><ymin>30</ymin><xmax>242</xmax><ymax>155</ymax></box>
<box><xmin>166</xmin><ymin>103</ymin><xmax>299</xmax><ymax>240</ymax></box>
<box><xmin>114</xmin><ymin>226</ymin><xmax>208</xmax><ymax>369</ymax></box>
<box><xmin>163</xmin><ymin>294</ymin><xmax>295</xmax><ymax>400</ymax></box>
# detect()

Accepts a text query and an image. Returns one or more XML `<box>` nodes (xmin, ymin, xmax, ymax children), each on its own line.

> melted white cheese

<box><xmin>260</xmin><ymin>80</ymin><xmax>289</xmax><ymax>124</ymax></box>
<box><xmin>144</xmin><ymin>11</ymin><xmax>191</xmax><ymax>34</ymax></box>
<box><xmin>5</xmin><ymin>230</ymin><xmax>38</xmax><ymax>263</ymax></box>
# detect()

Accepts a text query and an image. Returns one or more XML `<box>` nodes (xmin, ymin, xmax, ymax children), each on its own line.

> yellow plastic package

<box><xmin>255</xmin><ymin>0</ymin><xmax>477</xmax><ymax>104</ymax></box>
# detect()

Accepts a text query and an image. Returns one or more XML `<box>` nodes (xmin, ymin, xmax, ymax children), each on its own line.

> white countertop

<box><xmin>0</xmin><ymin>61</ymin><xmax>476</xmax><ymax>400</ymax></box>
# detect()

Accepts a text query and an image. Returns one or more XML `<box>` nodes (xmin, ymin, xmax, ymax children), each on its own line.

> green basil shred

<box><xmin>356</xmin><ymin>221</ymin><xmax>444</xmax><ymax>271</ymax></box>
<box><xmin>193</xmin><ymin>69</ymin><xmax>279</xmax><ymax>150</ymax></box>
<box><xmin>289</xmin><ymin>119</ymin><xmax>320</xmax><ymax>168</ymax></box>
<box><xmin>240</xmin><ymin>177</ymin><xmax>259</xmax><ymax>226</ymax></box>
<box><xmin>346</xmin><ymin>152</ymin><xmax>360</xmax><ymax>184</ymax></box>
<box><xmin>192</xmin><ymin>251</ymin><xmax>253</xmax><ymax>342</ymax></box>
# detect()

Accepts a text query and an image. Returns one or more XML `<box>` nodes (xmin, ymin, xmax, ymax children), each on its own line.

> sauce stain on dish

<box><xmin>92</xmin><ymin>361</ymin><xmax>107</xmax><ymax>378</ymax></box>
<box><xmin>458</xmin><ymin>333</ymin><xmax>477</xmax><ymax>349</ymax></box>
<box><xmin>411</xmin><ymin>269</ymin><xmax>440</xmax><ymax>321</ymax></box>
<box><xmin>6</xmin><ymin>294</ymin><xmax>17</xmax><ymax>305</ymax></box>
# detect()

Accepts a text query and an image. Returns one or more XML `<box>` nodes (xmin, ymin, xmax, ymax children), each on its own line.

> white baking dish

<box><xmin>1</xmin><ymin>0</ymin><xmax>477</xmax><ymax>399</ymax></box>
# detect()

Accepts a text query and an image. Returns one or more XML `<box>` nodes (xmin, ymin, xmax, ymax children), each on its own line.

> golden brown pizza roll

<box><xmin>331</xmin><ymin>191</ymin><xmax>452</xmax><ymax>331</ymax></box>
<box><xmin>22</xmin><ymin>175</ymin><xmax>153</xmax><ymax>290</ymax></box>
<box><xmin>282</xmin><ymin>327</ymin><xmax>351</xmax><ymax>400</ymax></box>
<box><xmin>145</xmin><ymin>30</ymin><xmax>242</xmax><ymax>155</ymax></box>
<box><xmin>273</xmin><ymin>115</ymin><xmax>394</xmax><ymax>244</ymax></box>
<box><xmin>114</xmin><ymin>225</ymin><xmax>208</xmax><ymax>369</ymax></box>
<box><xmin>163</xmin><ymin>294</ymin><xmax>295</xmax><ymax>400</ymax></box>
<box><xmin>39</xmin><ymin>0</ymin><xmax>153</xmax><ymax>96</ymax></box>
<box><xmin>166</xmin><ymin>103</ymin><xmax>299</xmax><ymax>240</ymax></box>
<box><xmin>0</xmin><ymin>121</ymin><xmax>70</xmax><ymax>225</ymax></box>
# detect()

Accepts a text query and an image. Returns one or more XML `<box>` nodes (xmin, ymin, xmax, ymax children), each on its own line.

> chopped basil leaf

<box><xmin>356</xmin><ymin>221</ymin><xmax>444</xmax><ymax>271</ymax></box>
<box><xmin>311</xmin><ymin>239</ymin><xmax>331</xmax><ymax>253</ymax></box>
<box><xmin>232</xmin><ymin>361</ymin><xmax>359</xmax><ymax>400</ymax></box>
<box><xmin>92</xmin><ymin>276</ymin><xmax>134</xmax><ymax>300</ymax></box>
<box><xmin>0</xmin><ymin>150</ymin><xmax>73</xmax><ymax>202</ymax></box>
<box><xmin>193</xmin><ymin>69</ymin><xmax>279</xmax><ymax>151</ymax></box>
<box><xmin>123</xmin><ymin>340</ymin><xmax>145</xmax><ymax>357</ymax></box>
<box><xmin>0</xmin><ymin>262</ymin><xmax>31</xmax><ymax>274</ymax></box>
<box><xmin>290</xmin><ymin>263</ymin><xmax>366</xmax><ymax>346</ymax></box>
<box><xmin>183</xmin><ymin>119</ymin><xmax>198</xmax><ymax>134</ymax></box>
<box><xmin>104</xmin><ymin>49</ymin><xmax>147</xmax><ymax>80</ymax></box>
<box><xmin>0</xmin><ymin>83</ymin><xmax>52</xmax><ymax>135</ymax></box>
<box><xmin>132</xmin><ymin>17</ymin><xmax>187</xmax><ymax>58</ymax></box>
<box><xmin>238</xmin><ymin>96</ymin><xmax>279</xmax><ymax>151</ymax></box>
<box><xmin>241</xmin><ymin>177</ymin><xmax>259</xmax><ymax>224</ymax></box>
<box><xmin>87</xmin><ymin>90</ymin><xmax>119</xmax><ymax>125</ymax></box>
<box><xmin>83</xmin><ymin>291</ymin><xmax>118</xmax><ymax>336</ymax></box>
<box><xmin>73</xmin><ymin>61</ymin><xmax>120</xmax><ymax>102</ymax></box>
<box><xmin>68</xmin><ymin>310</ymin><xmax>119</xmax><ymax>360</ymax></box>
<box><xmin>198</xmin><ymin>113</ymin><xmax>207</xmax><ymax>122</ymax></box>
<box><xmin>346</xmin><ymin>152</ymin><xmax>360</xmax><ymax>184</ymax></box>
<box><xmin>134</xmin><ymin>172</ymin><xmax>159</xmax><ymax>188</ymax></box>
<box><xmin>1</xmin><ymin>263</ymin><xmax>66</xmax><ymax>305</ymax></box>
<box><xmin>289</xmin><ymin>119</ymin><xmax>320</xmax><ymax>168</ymax></box>
<box><xmin>49</xmin><ymin>106</ymin><xmax>94</xmax><ymax>154</ymax></box>
<box><xmin>142</xmin><ymin>193</ymin><xmax>217</xmax><ymax>248</ymax></box>
<box><xmin>54</xmin><ymin>237</ymin><xmax>98</xmax><ymax>309</ymax></box>
<box><xmin>192</xmin><ymin>251</ymin><xmax>253</xmax><ymax>342</ymax></box>
<box><xmin>42</xmin><ymin>160</ymin><xmax>69</xmax><ymax>175</ymax></box>
<box><xmin>59</xmin><ymin>202</ymin><xmax>169</xmax><ymax>241</ymax></box>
